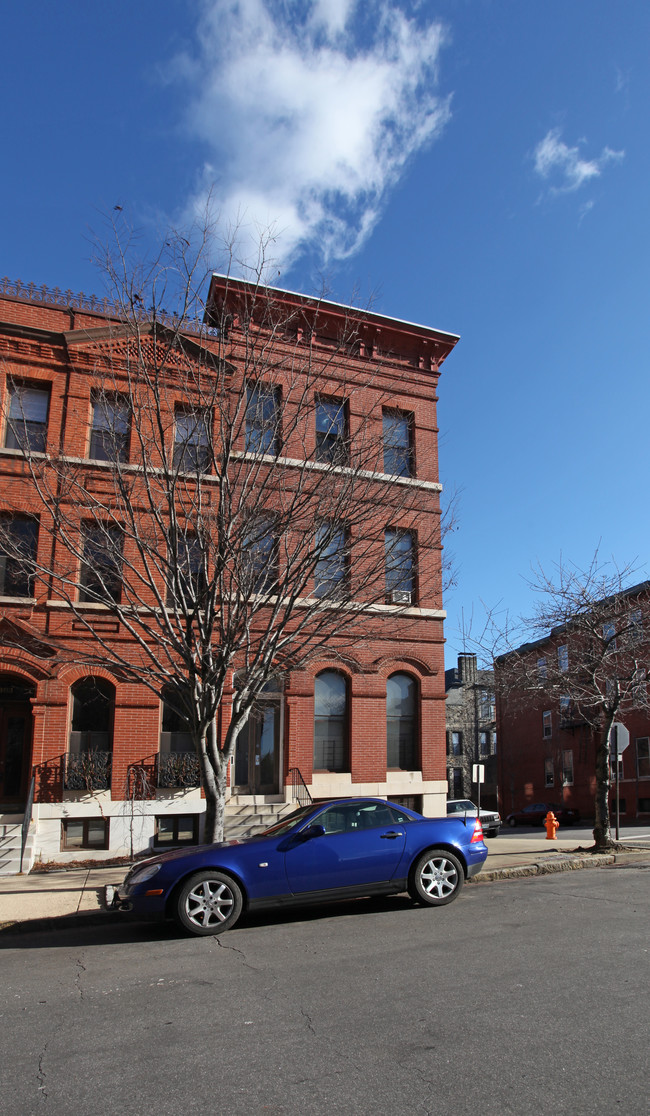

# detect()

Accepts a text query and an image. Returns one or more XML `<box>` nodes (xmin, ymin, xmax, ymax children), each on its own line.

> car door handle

<box><xmin>380</xmin><ymin>831</ymin><xmax>400</xmax><ymax>839</ymax></box>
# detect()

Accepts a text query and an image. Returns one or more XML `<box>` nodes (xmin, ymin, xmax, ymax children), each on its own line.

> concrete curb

<box><xmin>470</xmin><ymin>853</ymin><xmax>615</xmax><ymax>883</ymax></box>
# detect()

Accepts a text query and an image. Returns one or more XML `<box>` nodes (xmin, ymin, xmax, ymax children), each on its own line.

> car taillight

<box><xmin>470</xmin><ymin>818</ymin><xmax>484</xmax><ymax>843</ymax></box>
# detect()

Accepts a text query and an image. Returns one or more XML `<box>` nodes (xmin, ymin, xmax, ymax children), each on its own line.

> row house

<box><xmin>0</xmin><ymin>275</ymin><xmax>459</xmax><ymax>869</ymax></box>
<box><xmin>496</xmin><ymin>582</ymin><xmax>650</xmax><ymax>822</ymax></box>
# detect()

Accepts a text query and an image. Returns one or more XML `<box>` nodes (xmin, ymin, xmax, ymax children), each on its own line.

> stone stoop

<box><xmin>224</xmin><ymin>799</ymin><xmax>296</xmax><ymax>841</ymax></box>
<box><xmin>0</xmin><ymin>817</ymin><xmax>35</xmax><ymax>876</ymax></box>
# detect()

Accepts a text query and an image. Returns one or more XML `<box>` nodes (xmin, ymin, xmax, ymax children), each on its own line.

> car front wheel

<box><xmin>508</xmin><ymin>817</ymin><xmax>517</xmax><ymax>827</ymax></box>
<box><xmin>409</xmin><ymin>849</ymin><xmax>464</xmax><ymax>906</ymax></box>
<box><xmin>174</xmin><ymin>871</ymin><xmax>243</xmax><ymax>936</ymax></box>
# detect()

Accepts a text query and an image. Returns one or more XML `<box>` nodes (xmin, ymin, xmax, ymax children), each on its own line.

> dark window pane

<box><xmin>245</xmin><ymin>384</ymin><xmax>280</xmax><ymax>454</ymax></box>
<box><xmin>243</xmin><ymin>516</ymin><xmax>278</xmax><ymax>594</ymax></box>
<box><xmin>382</xmin><ymin>411</ymin><xmax>412</xmax><ymax>477</ymax></box>
<box><xmin>0</xmin><ymin>516</ymin><xmax>38</xmax><ymax>597</ymax></box>
<box><xmin>387</xmin><ymin>673</ymin><xmax>417</xmax><ymax>769</ymax></box>
<box><xmin>314</xmin><ymin>523</ymin><xmax>348</xmax><ymax>599</ymax></box>
<box><xmin>89</xmin><ymin>396</ymin><xmax>130</xmax><ymax>462</ymax></box>
<box><xmin>314</xmin><ymin>670</ymin><xmax>348</xmax><ymax>771</ymax></box>
<box><xmin>5</xmin><ymin>384</ymin><xmax>49</xmax><ymax>453</ymax></box>
<box><xmin>173</xmin><ymin>409</ymin><xmax>212</xmax><ymax>472</ymax></box>
<box><xmin>385</xmin><ymin>528</ymin><xmax>415</xmax><ymax>596</ymax></box>
<box><xmin>315</xmin><ymin>399</ymin><xmax>348</xmax><ymax>464</ymax></box>
<box><xmin>79</xmin><ymin>525</ymin><xmax>123</xmax><ymax>603</ymax></box>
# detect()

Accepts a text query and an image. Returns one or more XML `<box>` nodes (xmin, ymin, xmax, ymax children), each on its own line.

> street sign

<box><xmin>472</xmin><ymin>764</ymin><xmax>485</xmax><ymax>783</ymax></box>
<box><xmin>609</xmin><ymin>723</ymin><xmax>630</xmax><ymax>756</ymax></box>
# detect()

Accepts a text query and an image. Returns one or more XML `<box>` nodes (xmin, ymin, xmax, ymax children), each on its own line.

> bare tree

<box><xmin>469</xmin><ymin>555</ymin><xmax>650</xmax><ymax>849</ymax></box>
<box><xmin>0</xmin><ymin>215</ymin><xmax>446</xmax><ymax>841</ymax></box>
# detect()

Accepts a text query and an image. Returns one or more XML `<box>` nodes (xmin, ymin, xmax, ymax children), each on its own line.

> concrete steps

<box><xmin>0</xmin><ymin>817</ymin><xmax>35</xmax><ymax>876</ymax></box>
<box><xmin>224</xmin><ymin>799</ymin><xmax>295</xmax><ymax>841</ymax></box>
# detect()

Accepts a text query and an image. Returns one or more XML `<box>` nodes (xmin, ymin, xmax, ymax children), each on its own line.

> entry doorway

<box><xmin>0</xmin><ymin>677</ymin><xmax>35</xmax><ymax>805</ymax></box>
<box><xmin>233</xmin><ymin>676</ymin><xmax>282</xmax><ymax>795</ymax></box>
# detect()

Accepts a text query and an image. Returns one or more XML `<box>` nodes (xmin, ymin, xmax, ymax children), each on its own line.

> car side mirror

<box><xmin>302</xmin><ymin>823</ymin><xmax>326</xmax><ymax>839</ymax></box>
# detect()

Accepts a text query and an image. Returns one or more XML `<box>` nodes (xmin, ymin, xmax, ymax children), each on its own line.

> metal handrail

<box><xmin>20</xmin><ymin>771</ymin><xmax>35</xmax><ymax>874</ymax></box>
<box><xmin>288</xmin><ymin>767</ymin><xmax>312</xmax><ymax>807</ymax></box>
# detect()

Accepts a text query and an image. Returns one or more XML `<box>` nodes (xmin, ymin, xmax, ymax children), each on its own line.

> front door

<box><xmin>234</xmin><ymin>700</ymin><xmax>280</xmax><ymax>794</ymax></box>
<box><xmin>0</xmin><ymin>680</ymin><xmax>34</xmax><ymax>804</ymax></box>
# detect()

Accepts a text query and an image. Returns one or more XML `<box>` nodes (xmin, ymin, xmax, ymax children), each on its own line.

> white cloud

<box><xmin>178</xmin><ymin>0</ymin><xmax>451</xmax><ymax>274</ymax></box>
<box><xmin>533</xmin><ymin>128</ymin><xmax>624</xmax><ymax>197</ymax></box>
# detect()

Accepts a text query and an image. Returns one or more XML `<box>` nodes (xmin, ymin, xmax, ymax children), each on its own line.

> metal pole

<box><xmin>615</xmin><ymin>740</ymin><xmax>620</xmax><ymax>841</ymax></box>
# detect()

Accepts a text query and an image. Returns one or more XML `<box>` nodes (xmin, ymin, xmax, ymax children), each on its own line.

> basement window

<box><xmin>62</xmin><ymin>818</ymin><xmax>109</xmax><ymax>850</ymax></box>
<box><xmin>154</xmin><ymin>815</ymin><xmax>199</xmax><ymax>847</ymax></box>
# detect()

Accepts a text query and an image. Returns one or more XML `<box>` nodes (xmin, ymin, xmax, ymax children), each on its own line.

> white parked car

<box><xmin>446</xmin><ymin>799</ymin><xmax>501</xmax><ymax>838</ymax></box>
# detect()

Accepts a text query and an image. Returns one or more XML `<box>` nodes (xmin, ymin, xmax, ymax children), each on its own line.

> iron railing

<box><xmin>156</xmin><ymin>752</ymin><xmax>201</xmax><ymax>789</ymax></box>
<box><xmin>19</xmin><ymin>771</ymin><xmax>35</xmax><ymax>873</ymax></box>
<box><xmin>288</xmin><ymin>767</ymin><xmax>312</xmax><ymax>807</ymax></box>
<box><xmin>64</xmin><ymin>750</ymin><xmax>112</xmax><ymax>792</ymax></box>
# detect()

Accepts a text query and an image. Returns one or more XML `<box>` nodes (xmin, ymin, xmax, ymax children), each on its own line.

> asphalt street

<box><xmin>2</xmin><ymin>862</ymin><xmax>648</xmax><ymax>1116</ymax></box>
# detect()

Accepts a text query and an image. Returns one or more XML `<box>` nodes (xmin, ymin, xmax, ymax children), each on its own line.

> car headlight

<box><xmin>129</xmin><ymin>863</ymin><xmax>162</xmax><ymax>886</ymax></box>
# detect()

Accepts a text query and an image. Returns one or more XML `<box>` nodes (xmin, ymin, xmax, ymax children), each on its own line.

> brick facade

<box><xmin>0</xmin><ymin>277</ymin><xmax>458</xmax><ymax>863</ymax></box>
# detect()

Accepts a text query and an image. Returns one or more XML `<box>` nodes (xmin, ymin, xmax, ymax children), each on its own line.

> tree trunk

<box><xmin>197</xmin><ymin>722</ymin><xmax>229</xmax><ymax>845</ymax></box>
<box><xmin>593</xmin><ymin>722</ymin><xmax>613</xmax><ymax>849</ymax></box>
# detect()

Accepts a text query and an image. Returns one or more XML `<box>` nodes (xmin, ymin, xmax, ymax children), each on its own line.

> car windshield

<box><xmin>448</xmin><ymin>801</ymin><xmax>476</xmax><ymax>813</ymax></box>
<box><xmin>259</xmin><ymin>805</ymin><xmax>315</xmax><ymax>838</ymax></box>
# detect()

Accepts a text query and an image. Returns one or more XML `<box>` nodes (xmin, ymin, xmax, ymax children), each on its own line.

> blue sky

<box><xmin>2</xmin><ymin>1</ymin><xmax>648</xmax><ymax>662</ymax></box>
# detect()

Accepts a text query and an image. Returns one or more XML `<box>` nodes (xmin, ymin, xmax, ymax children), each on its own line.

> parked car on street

<box><xmin>446</xmin><ymin>799</ymin><xmax>501</xmax><ymax>838</ymax></box>
<box><xmin>111</xmin><ymin>797</ymin><xmax>488</xmax><ymax>936</ymax></box>
<box><xmin>505</xmin><ymin>802</ymin><xmax>581</xmax><ymax>827</ymax></box>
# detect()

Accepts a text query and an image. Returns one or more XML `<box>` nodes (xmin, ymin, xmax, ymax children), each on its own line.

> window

<box><xmin>637</xmin><ymin>738</ymin><xmax>650</xmax><ymax>779</ymax></box>
<box><xmin>160</xmin><ymin>687</ymin><xmax>194</xmax><ymax>753</ymax></box>
<box><xmin>602</xmin><ymin>620</ymin><xmax>617</xmax><ymax>649</ymax></box>
<box><xmin>4</xmin><ymin>382</ymin><xmax>49</xmax><ymax>453</ymax></box>
<box><xmin>557</xmin><ymin>644</ymin><xmax>569</xmax><ymax>672</ymax></box>
<box><xmin>62</xmin><ymin>818</ymin><xmax>109</xmax><ymax>850</ymax></box>
<box><xmin>449</xmin><ymin>767</ymin><xmax>464</xmax><ymax>797</ymax></box>
<box><xmin>537</xmin><ymin>657</ymin><xmax>547</xmax><ymax>680</ymax></box>
<box><xmin>243</xmin><ymin>515</ymin><xmax>278</xmax><ymax>595</ymax></box>
<box><xmin>559</xmin><ymin>696</ymin><xmax>571</xmax><ymax>722</ymax></box>
<box><xmin>315</xmin><ymin>397</ymin><xmax>348</xmax><ymax>465</ymax></box>
<box><xmin>66</xmin><ymin>677</ymin><xmax>114</xmax><ymax>792</ymax></box>
<box><xmin>173</xmin><ymin>408</ymin><xmax>212</xmax><ymax>473</ymax></box>
<box><xmin>314</xmin><ymin>522</ymin><xmax>348</xmax><ymax>599</ymax></box>
<box><xmin>638</xmin><ymin>798</ymin><xmax>650</xmax><ymax>814</ymax></box>
<box><xmin>314</xmin><ymin>670</ymin><xmax>348</xmax><ymax>771</ymax></box>
<box><xmin>89</xmin><ymin>394</ymin><xmax>130</xmax><ymax>462</ymax></box>
<box><xmin>0</xmin><ymin>515</ymin><xmax>38</xmax><ymax>597</ymax></box>
<box><xmin>544</xmin><ymin>757</ymin><xmax>554</xmax><ymax>787</ymax></box>
<box><xmin>562</xmin><ymin>749</ymin><xmax>574</xmax><ymax>786</ymax></box>
<box><xmin>479</xmin><ymin>731</ymin><xmax>490</xmax><ymax>756</ymax></box>
<box><xmin>449</xmin><ymin>731</ymin><xmax>463</xmax><ymax>756</ymax></box>
<box><xmin>384</xmin><ymin>528</ymin><xmax>415</xmax><ymax>602</ymax></box>
<box><xmin>79</xmin><ymin>524</ymin><xmax>123</xmax><ymax>603</ymax></box>
<box><xmin>387</xmin><ymin>672</ymin><xmax>417</xmax><ymax>769</ymax></box>
<box><xmin>245</xmin><ymin>382</ymin><xmax>280</xmax><ymax>455</ymax></box>
<box><xmin>543</xmin><ymin>711</ymin><xmax>552</xmax><ymax>738</ymax></box>
<box><xmin>382</xmin><ymin>410</ymin><xmax>413</xmax><ymax>477</ymax></box>
<box><xmin>315</xmin><ymin>801</ymin><xmax>411</xmax><ymax>834</ymax></box>
<box><xmin>167</xmin><ymin>532</ymin><xmax>205</xmax><ymax>607</ymax></box>
<box><xmin>69</xmin><ymin>677</ymin><xmax>114</xmax><ymax>753</ymax></box>
<box><xmin>479</xmin><ymin>689</ymin><xmax>494</xmax><ymax>719</ymax></box>
<box><xmin>628</xmin><ymin>609</ymin><xmax>643</xmax><ymax>643</ymax></box>
<box><xmin>154</xmin><ymin>814</ymin><xmax>199</xmax><ymax>847</ymax></box>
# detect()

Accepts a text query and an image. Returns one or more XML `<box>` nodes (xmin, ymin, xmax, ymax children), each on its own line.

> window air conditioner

<box><xmin>391</xmin><ymin>589</ymin><xmax>412</xmax><ymax>605</ymax></box>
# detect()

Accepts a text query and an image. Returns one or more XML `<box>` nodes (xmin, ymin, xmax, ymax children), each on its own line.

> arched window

<box><xmin>69</xmin><ymin>677</ymin><xmax>114</xmax><ymax>754</ymax></box>
<box><xmin>314</xmin><ymin>670</ymin><xmax>348</xmax><ymax>772</ymax></box>
<box><xmin>387</xmin><ymin>672</ymin><xmax>417</xmax><ymax>770</ymax></box>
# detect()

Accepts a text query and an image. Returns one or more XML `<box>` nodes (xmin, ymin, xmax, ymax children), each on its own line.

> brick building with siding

<box><xmin>444</xmin><ymin>653</ymin><xmax>497</xmax><ymax>808</ymax></box>
<box><xmin>0</xmin><ymin>275</ymin><xmax>459</xmax><ymax>869</ymax></box>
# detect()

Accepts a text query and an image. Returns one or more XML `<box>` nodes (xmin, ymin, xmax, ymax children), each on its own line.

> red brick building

<box><xmin>496</xmin><ymin>583</ymin><xmax>650</xmax><ymax>824</ymax></box>
<box><xmin>0</xmin><ymin>275</ymin><xmax>459</xmax><ymax>869</ymax></box>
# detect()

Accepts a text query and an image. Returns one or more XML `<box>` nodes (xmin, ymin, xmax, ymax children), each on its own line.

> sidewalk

<box><xmin>1</xmin><ymin>835</ymin><xmax>648</xmax><ymax>933</ymax></box>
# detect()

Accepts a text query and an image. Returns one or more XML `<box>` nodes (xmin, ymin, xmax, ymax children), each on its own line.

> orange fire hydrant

<box><xmin>544</xmin><ymin>810</ymin><xmax>559</xmax><ymax>840</ymax></box>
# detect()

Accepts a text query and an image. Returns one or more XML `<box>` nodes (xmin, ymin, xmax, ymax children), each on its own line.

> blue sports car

<box><xmin>112</xmin><ymin>797</ymin><xmax>488</xmax><ymax>936</ymax></box>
